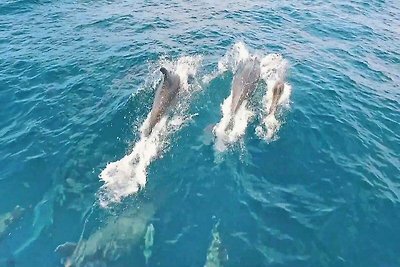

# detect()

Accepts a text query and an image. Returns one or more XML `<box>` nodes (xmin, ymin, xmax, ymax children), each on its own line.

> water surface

<box><xmin>0</xmin><ymin>0</ymin><xmax>399</xmax><ymax>266</ymax></box>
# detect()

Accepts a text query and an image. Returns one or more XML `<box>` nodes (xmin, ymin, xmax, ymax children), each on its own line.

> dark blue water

<box><xmin>0</xmin><ymin>0</ymin><xmax>399</xmax><ymax>266</ymax></box>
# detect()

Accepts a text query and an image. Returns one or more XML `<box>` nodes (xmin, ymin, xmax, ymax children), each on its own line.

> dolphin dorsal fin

<box><xmin>160</xmin><ymin>67</ymin><xmax>168</xmax><ymax>78</ymax></box>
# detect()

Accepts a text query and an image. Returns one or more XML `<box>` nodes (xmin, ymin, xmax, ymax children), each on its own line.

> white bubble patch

<box><xmin>202</xmin><ymin>41</ymin><xmax>250</xmax><ymax>85</ymax></box>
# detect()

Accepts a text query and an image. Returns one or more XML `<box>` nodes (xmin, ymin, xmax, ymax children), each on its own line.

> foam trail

<box><xmin>256</xmin><ymin>56</ymin><xmax>292</xmax><ymax>142</ymax></box>
<box><xmin>203</xmin><ymin>42</ymin><xmax>250</xmax><ymax>84</ymax></box>
<box><xmin>99</xmin><ymin>117</ymin><xmax>169</xmax><ymax>207</ymax></box>
<box><xmin>213</xmin><ymin>96</ymin><xmax>254</xmax><ymax>152</ymax></box>
<box><xmin>99</xmin><ymin>56</ymin><xmax>201</xmax><ymax>207</ymax></box>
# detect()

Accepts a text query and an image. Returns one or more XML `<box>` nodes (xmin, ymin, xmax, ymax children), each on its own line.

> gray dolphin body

<box><xmin>58</xmin><ymin>202</ymin><xmax>156</xmax><ymax>267</ymax></box>
<box><xmin>145</xmin><ymin>67</ymin><xmax>180</xmax><ymax>136</ymax></box>
<box><xmin>268</xmin><ymin>81</ymin><xmax>285</xmax><ymax>115</ymax></box>
<box><xmin>230</xmin><ymin>57</ymin><xmax>261</xmax><ymax>114</ymax></box>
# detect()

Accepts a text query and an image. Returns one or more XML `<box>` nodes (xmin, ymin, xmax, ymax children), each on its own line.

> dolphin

<box><xmin>204</xmin><ymin>221</ymin><xmax>228</xmax><ymax>267</ymax></box>
<box><xmin>143</xmin><ymin>223</ymin><xmax>155</xmax><ymax>265</ymax></box>
<box><xmin>144</xmin><ymin>67</ymin><xmax>181</xmax><ymax>136</ymax></box>
<box><xmin>57</xmin><ymin>202</ymin><xmax>156</xmax><ymax>267</ymax></box>
<box><xmin>230</xmin><ymin>57</ymin><xmax>261</xmax><ymax>114</ymax></box>
<box><xmin>268</xmin><ymin>80</ymin><xmax>285</xmax><ymax>115</ymax></box>
<box><xmin>0</xmin><ymin>205</ymin><xmax>25</xmax><ymax>240</ymax></box>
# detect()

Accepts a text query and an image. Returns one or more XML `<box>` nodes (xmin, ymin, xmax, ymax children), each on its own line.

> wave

<box><xmin>98</xmin><ymin>56</ymin><xmax>202</xmax><ymax>207</ymax></box>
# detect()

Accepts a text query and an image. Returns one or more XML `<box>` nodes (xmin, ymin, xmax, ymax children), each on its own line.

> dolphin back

<box><xmin>145</xmin><ymin>68</ymin><xmax>180</xmax><ymax>136</ymax></box>
<box><xmin>268</xmin><ymin>81</ymin><xmax>284</xmax><ymax>115</ymax></box>
<box><xmin>230</xmin><ymin>57</ymin><xmax>261</xmax><ymax>114</ymax></box>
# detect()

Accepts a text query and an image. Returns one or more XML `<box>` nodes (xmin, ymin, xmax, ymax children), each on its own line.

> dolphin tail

<box><xmin>55</xmin><ymin>242</ymin><xmax>77</xmax><ymax>258</ymax></box>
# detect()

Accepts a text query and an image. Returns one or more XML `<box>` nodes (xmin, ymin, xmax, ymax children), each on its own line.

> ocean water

<box><xmin>0</xmin><ymin>0</ymin><xmax>399</xmax><ymax>266</ymax></box>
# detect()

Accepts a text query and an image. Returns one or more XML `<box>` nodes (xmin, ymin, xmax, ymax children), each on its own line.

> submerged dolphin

<box><xmin>268</xmin><ymin>80</ymin><xmax>285</xmax><ymax>115</ymax></box>
<box><xmin>0</xmin><ymin>205</ymin><xmax>25</xmax><ymax>240</ymax></box>
<box><xmin>57</xmin><ymin>202</ymin><xmax>156</xmax><ymax>267</ymax></box>
<box><xmin>230</xmin><ymin>57</ymin><xmax>261</xmax><ymax>114</ymax></box>
<box><xmin>144</xmin><ymin>67</ymin><xmax>180</xmax><ymax>136</ymax></box>
<box><xmin>204</xmin><ymin>222</ymin><xmax>228</xmax><ymax>267</ymax></box>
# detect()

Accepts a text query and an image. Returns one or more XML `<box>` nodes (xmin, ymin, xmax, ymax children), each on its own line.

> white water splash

<box><xmin>99</xmin><ymin>56</ymin><xmax>201</xmax><ymax>207</ymax></box>
<box><xmin>213</xmin><ymin>96</ymin><xmax>254</xmax><ymax>152</ymax></box>
<box><xmin>203</xmin><ymin>41</ymin><xmax>250</xmax><ymax>84</ymax></box>
<box><xmin>217</xmin><ymin>41</ymin><xmax>250</xmax><ymax>74</ymax></box>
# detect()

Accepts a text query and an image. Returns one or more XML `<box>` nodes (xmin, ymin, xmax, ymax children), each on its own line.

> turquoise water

<box><xmin>1</xmin><ymin>0</ymin><xmax>399</xmax><ymax>266</ymax></box>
